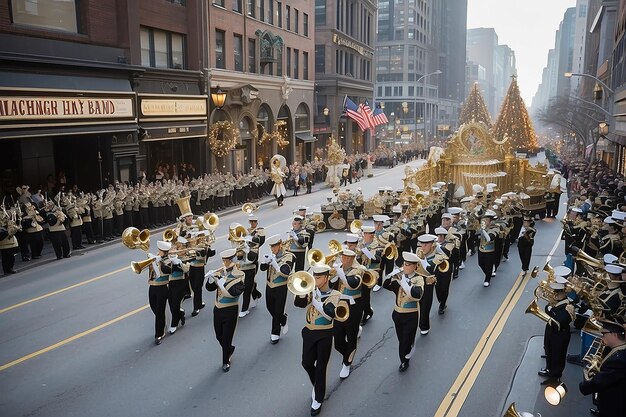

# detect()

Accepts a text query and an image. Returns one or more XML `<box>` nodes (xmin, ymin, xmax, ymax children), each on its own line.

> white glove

<box><xmin>290</xmin><ymin>230</ymin><xmax>298</xmax><ymax>240</ymax></box>
<box><xmin>204</xmin><ymin>270</ymin><xmax>215</xmax><ymax>282</ymax></box>
<box><xmin>170</xmin><ymin>257</ymin><xmax>182</xmax><ymax>266</ymax></box>
<box><xmin>244</xmin><ymin>235</ymin><xmax>253</xmax><ymax>242</ymax></box>
<box><xmin>271</xmin><ymin>259</ymin><xmax>280</xmax><ymax>271</ymax></box>
<box><xmin>390</xmin><ymin>267</ymin><xmax>402</xmax><ymax>277</ymax></box>
<box><xmin>333</xmin><ymin>259</ymin><xmax>342</xmax><ymax>269</ymax></box>
<box><xmin>261</xmin><ymin>254</ymin><xmax>272</xmax><ymax>264</ymax></box>
<box><xmin>420</xmin><ymin>259</ymin><xmax>430</xmax><ymax>271</ymax></box>
<box><xmin>148</xmin><ymin>253</ymin><xmax>161</xmax><ymax>263</ymax></box>
<box><xmin>216</xmin><ymin>277</ymin><xmax>226</xmax><ymax>288</ymax></box>
<box><xmin>311</xmin><ymin>296</ymin><xmax>325</xmax><ymax>314</ymax></box>
<box><xmin>362</xmin><ymin>247</ymin><xmax>374</xmax><ymax>260</ymax></box>
<box><xmin>399</xmin><ymin>277</ymin><xmax>412</xmax><ymax>294</ymax></box>
<box><xmin>336</xmin><ymin>267</ymin><xmax>347</xmax><ymax>283</ymax></box>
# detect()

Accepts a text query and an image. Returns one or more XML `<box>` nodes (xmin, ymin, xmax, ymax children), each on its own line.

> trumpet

<box><xmin>131</xmin><ymin>256</ymin><xmax>157</xmax><ymax>274</ymax></box>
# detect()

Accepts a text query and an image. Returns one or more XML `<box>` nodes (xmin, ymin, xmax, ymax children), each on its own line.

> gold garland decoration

<box><xmin>208</xmin><ymin>121</ymin><xmax>240</xmax><ymax>157</ymax></box>
<box><xmin>258</xmin><ymin>120</ymin><xmax>289</xmax><ymax>148</ymax></box>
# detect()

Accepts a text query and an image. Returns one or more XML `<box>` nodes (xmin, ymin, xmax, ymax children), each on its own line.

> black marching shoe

<box><xmin>589</xmin><ymin>408</ymin><xmax>600</xmax><ymax>416</ymax></box>
<box><xmin>438</xmin><ymin>305</ymin><xmax>446</xmax><ymax>315</ymax></box>
<box><xmin>4</xmin><ymin>269</ymin><xmax>17</xmax><ymax>274</ymax></box>
<box><xmin>537</xmin><ymin>368</ymin><xmax>550</xmax><ymax>377</ymax></box>
<box><xmin>199</xmin><ymin>302</ymin><xmax>206</xmax><ymax>310</ymax></box>
<box><xmin>399</xmin><ymin>361</ymin><xmax>410</xmax><ymax>372</ymax></box>
<box><xmin>191</xmin><ymin>309</ymin><xmax>200</xmax><ymax>317</ymax></box>
<box><xmin>222</xmin><ymin>363</ymin><xmax>230</xmax><ymax>372</ymax></box>
<box><xmin>310</xmin><ymin>403</ymin><xmax>322</xmax><ymax>416</ymax></box>
<box><xmin>154</xmin><ymin>337</ymin><xmax>163</xmax><ymax>345</ymax></box>
<box><xmin>360</xmin><ymin>311</ymin><xmax>373</xmax><ymax>326</ymax></box>
<box><xmin>180</xmin><ymin>312</ymin><xmax>185</xmax><ymax>326</ymax></box>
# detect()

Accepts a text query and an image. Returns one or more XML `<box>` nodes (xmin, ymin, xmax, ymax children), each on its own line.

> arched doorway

<box><xmin>256</xmin><ymin>104</ymin><xmax>273</xmax><ymax>170</ymax></box>
<box><xmin>295</xmin><ymin>103</ymin><xmax>312</xmax><ymax>163</ymax></box>
<box><xmin>235</xmin><ymin>116</ymin><xmax>253</xmax><ymax>174</ymax></box>
<box><xmin>277</xmin><ymin>104</ymin><xmax>292</xmax><ymax>165</ymax></box>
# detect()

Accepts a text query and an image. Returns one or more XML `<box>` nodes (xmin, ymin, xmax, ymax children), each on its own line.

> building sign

<box><xmin>142</xmin><ymin>124</ymin><xmax>207</xmax><ymax>141</ymax></box>
<box><xmin>140</xmin><ymin>99</ymin><xmax>207</xmax><ymax>117</ymax></box>
<box><xmin>0</xmin><ymin>97</ymin><xmax>134</xmax><ymax>121</ymax></box>
<box><xmin>332</xmin><ymin>34</ymin><xmax>373</xmax><ymax>57</ymax></box>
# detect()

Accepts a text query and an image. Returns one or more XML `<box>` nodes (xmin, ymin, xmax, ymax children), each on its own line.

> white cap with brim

<box><xmin>373</xmin><ymin>215</ymin><xmax>390</xmax><ymax>223</ymax></box>
<box><xmin>294</xmin><ymin>215</ymin><xmax>304</xmax><ymax>221</ymax></box>
<box><xmin>448</xmin><ymin>207</ymin><xmax>463</xmax><ymax>215</ymax></box>
<box><xmin>554</xmin><ymin>276</ymin><xmax>569</xmax><ymax>285</ymax></box>
<box><xmin>403</xmin><ymin>252</ymin><xmax>420</xmax><ymax>263</ymax></box>
<box><xmin>345</xmin><ymin>234</ymin><xmax>359</xmax><ymax>243</ymax></box>
<box><xmin>604</xmin><ymin>253</ymin><xmax>619</xmax><ymax>264</ymax></box>
<box><xmin>553</xmin><ymin>265</ymin><xmax>572</xmax><ymax>277</ymax></box>
<box><xmin>392</xmin><ymin>205</ymin><xmax>402</xmax><ymax>213</ymax></box>
<box><xmin>312</xmin><ymin>265</ymin><xmax>331</xmax><ymax>274</ymax></box>
<box><xmin>434</xmin><ymin>227</ymin><xmax>448</xmax><ymax>235</ymax></box>
<box><xmin>604</xmin><ymin>217</ymin><xmax>616</xmax><ymax>224</ymax></box>
<box><xmin>441</xmin><ymin>213</ymin><xmax>453</xmax><ymax>219</ymax></box>
<box><xmin>361</xmin><ymin>226</ymin><xmax>375</xmax><ymax>233</ymax></box>
<box><xmin>460</xmin><ymin>196</ymin><xmax>475</xmax><ymax>203</ymax></box>
<box><xmin>220</xmin><ymin>248</ymin><xmax>237</xmax><ymax>259</ymax></box>
<box><xmin>157</xmin><ymin>241</ymin><xmax>171</xmax><ymax>252</ymax></box>
<box><xmin>605</xmin><ymin>264</ymin><xmax>623</xmax><ymax>275</ymax></box>
<box><xmin>342</xmin><ymin>249</ymin><xmax>356</xmax><ymax>257</ymax></box>
<box><xmin>612</xmin><ymin>210</ymin><xmax>626</xmax><ymax>220</ymax></box>
<box><xmin>482</xmin><ymin>210</ymin><xmax>497</xmax><ymax>218</ymax></box>
<box><xmin>248</xmin><ymin>214</ymin><xmax>258</xmax><ymax>221</ymax></box>
<box><xmin>297</xmin><ymin>205</ymin><xmax>308</xmax><ymax>211</ymax></box>
<box><xmin>266</xmin><ymin>234</ymin><xmax>282</xmax><ymax>246</ymax></box>
<box><xmin>570</xmin><ymin>207</ymin><xmax>583</xmax><ymax>213</ymax></box>
<box><xmin>418</xmin><ymin>234</ymin><xmax>437</xmax><ymax>243</ymax></box>
<box><xmin>549</xmin><ymin>282</ymin><xmax>566</xmax><ymax>290</ymax></box>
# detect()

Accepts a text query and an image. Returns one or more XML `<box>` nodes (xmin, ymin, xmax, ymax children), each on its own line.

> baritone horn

<box><xmin>525</xmin><ymin>298</ymin><xmax>560</xmax><ymax>330</ymax></box>
<box><xmin>242</xmin><ymin>203</ymin><xmax>258</xmax><ymax>214</ymax></box>
<box><xmin>350</xmin><ymin>219</ymin><xmax>362</xmax><ymax>234</ymax></box>
<box><xmin>287</xmin><ymin>271</ymin><xmax>316</xmax><ymax>296</ymax></box>
<box><xmin>334</xmin><ymin>300</ymin><xmax>350</xmax><ymax>322</ymax></box>
<box><xmin>383</xmin><ymin>242</ymin><xmax>398</xmax><ymax>260</ymax></box>
<box><xmin>361</xmin><ymin>269</ymin><xmax>378</xmax><ymax>288</ymax></box>
<box><xmin>131</xmin><ymin>256</ymin><xmax>157</xmax><ymax>274</ymax></box>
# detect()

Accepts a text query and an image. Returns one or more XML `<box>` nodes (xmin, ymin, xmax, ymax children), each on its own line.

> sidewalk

<box><xmin>5</xmin><ymin>163</ymin><xmax>408</xmax><ymax>276</ymax></box>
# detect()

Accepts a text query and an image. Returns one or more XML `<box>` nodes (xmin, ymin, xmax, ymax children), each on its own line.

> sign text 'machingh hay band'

<box><xmin>0</xmin><ymin>97</ymin><xmax>134</xmax><ymax>121</ymax></box>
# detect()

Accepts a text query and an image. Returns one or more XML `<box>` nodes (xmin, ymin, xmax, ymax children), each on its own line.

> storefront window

<box><xmin>295</xmin><ymin>104</ymin><xmax>310</xmax><ymax>131</ymax></box>
<box><xmin>11</xmin><ymin>0</ymin><xmax>79</xmax><ymax>33</ymax></box>
<box><xmin>140</xmin><ymin>27</ymin><xmax>186</xmax><ymax>69</ymax></box>
<box><xmin>234</xmin><ymin>34</ymin><xmax>243</xmax><ymax>72</ymax></box>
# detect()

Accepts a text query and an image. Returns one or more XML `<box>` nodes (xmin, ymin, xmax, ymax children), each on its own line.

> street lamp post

<box><xmin>414</xmin><ymin>70</ymin><xmax>442</xmax><ymax>153</ymax></box>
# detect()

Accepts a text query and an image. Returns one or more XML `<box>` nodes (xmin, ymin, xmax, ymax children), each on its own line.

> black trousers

<box><xmin>189</xmin><ymin>266</ymin><xmax>205</xmax><ymax>311</ymax></box>
<box><xmin>70</xmin><ymin>225</ymin><xmax>82</xmax><ymax>249</ymax></box>
<box><xmin>392</xmin><ymin>310</ymin><xmax>419</xmax><ymax>364</ymax></box>
<box><xmin>16</xmin><ymin>231</ymin><xmax>30</xmax><ymax>259</ymax></box>
<box><xmin>435</xmin><ymin>271</ymin><xmax>452</xmax><ymax>309</ymax></box>
<box><xmin>168</xmin><ymin>279</ymin><xmax>187</xmax><ymax>328</ymax></box>
<box><xmin>140</xmin><ymin>209</ymin><xmax>150</xmax><ymax>230</ymax></box>
<box><xmin>333</xmin><ymin>299</ymin><xmax>363</xmax><ymax>366</ymax></box>
<box><xmin>93</xmin><ymin>218</ymin><xmax>103</xmax><ymax>242</ymax></box>
<box><xmin>518</xmin><ymin>242</ymin><xmax>533</xmax><ymax>271</ymax></box>
<box><xmin>148</xmin><ymin>285</ymin><xmax>168</xmax><ymax>339</ymax></box>
<box><xmin>241</xmin><ymin>268</ymin><xmax>261</xmax><ymax>312</ymax></box>
<box><xmin>82</xmin><ymin>221</ymin><xmax>95</xmax><ymax>243</ymax></box>
<box><xmin>27</xmin><ymin>231</ymin><xmax>44</xmax><ymax>258</ymax></box>
<box><xmin>123</xmin><ymin>210</ymin><xmax>133</xmax><ymax>229</ymax></box>
<box><xmin>1</xmin><ymin>247</ymin><xmax>17</xmax><ymax>273</ymax></box>
<box><xmin>419</xmin><ymin>283</ymin><xmax>435</xmax><ymax>331</ymax></box>
<box><xmin>213</xmin><ymin>305</ymin><xmax>238</xmax><ymax>365</ymax></box>
<box><xmin>494</xmin><ymin>238</ymin><xmax>503</xmax><ymax>271</ymax></box>
<box><xmin>266</xmin><ymin>285</ymin><xmax>288</xmax><ymax>336</ymax></box>
<box><xmin>361</xmin><ymin>284</ymin><xmax>373</xmax><ymax>318</ymax></box>
<box><xmin>103</xmin><ymin>218</ymin><xmax>113</xmax><ymax>239</ymax></box>
<box><xmin>113</xmin><ymin>214</ymin><xmax>123</xmax><ymax>235</ymax></box>
<box><xmin>478</xmin><ymin>251</ymin><xmax>496</xmax><ymax>283</ymax></box>
<box><xmin>544</xmin><ymin>327</ymin><xmax>570</xmax><ymax>378</ymax></box>
<box><xmin>49</xmin><ymin>230</ymin><xmax>70</xmax><ymax>259</ymax></box>
<box><xmin>302</xmin><ymin>328</ymin><xmax>333</xmax><ymax>404</ymax></box>
<box><xmin>292</xmin><ymin>252</ymin><xmax>305</xmax><ymax>273</ymax></box>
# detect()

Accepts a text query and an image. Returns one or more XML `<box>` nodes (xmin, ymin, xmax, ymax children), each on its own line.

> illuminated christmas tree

<box><xmin>492</xmin><ymin>76</ymin><xmax>539</xmax><ymax>151</ymax></box>
<box><xmin>459</xmin><ymin>83</ymin><xmax>492</xmax><ymax>127</ymax></box>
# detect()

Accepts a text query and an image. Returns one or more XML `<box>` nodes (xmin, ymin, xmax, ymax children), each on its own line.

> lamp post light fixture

<box><xmin>323</xmin><ymin>107</ymin><xmax>329</xmax><ymax>116</ymax></box>
<box><xmin>599</xmin><ymin>121</ymin><xmax>609</xmax><ymax>137</ymax></box>
<box><xmin>563</xmin><ymin>72</ymin><xmax>615</xmax><ymax>96</ymax></box>
<box><xmin>211</xmin><ymin>86</ymin><xmax>227</xmax><ymax>109</ymax></box>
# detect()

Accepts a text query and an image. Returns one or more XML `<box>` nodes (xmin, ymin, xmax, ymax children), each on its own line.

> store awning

<box><xmin>0</xmin><ymin>122</ymin><xmax>138</xmax><ymax>140</ymax></box>
<box><xmin>140</xmin><ymin>122</ymin><xmax>207</xmax><ymax>142</ymax></box>
<box><xmin>0</xmin><ymin>71</ymin><xmax>133</xmax><ymax>93</ymax></box>
<box><xmin>295</xmin><ymin>132</ymin><xmax>317</xmax><ymax>143</ymax></box>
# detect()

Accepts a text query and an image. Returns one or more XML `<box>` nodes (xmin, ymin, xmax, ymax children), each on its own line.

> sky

<box><xmin>467</xmin><ymin>0</ymin><xmax>577</xmax><ymax>105</ymax></box>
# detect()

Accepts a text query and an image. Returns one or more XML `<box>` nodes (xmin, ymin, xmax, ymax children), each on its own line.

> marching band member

<box><xmin>260</xmin><ymin>234</ymin><xmax>294</xmax><ymax>344</ymax></box>
<box><xmin>517</xmin><ymin>214</ymin><xmax>536</xmax><ymax>275</ymax></box>
<box><xmin>296</xmin><ymin>206</ymin><xmax>316</xmax><ymax>249</ymax></box>
<box><xmin>434</xmin><ymin>228</ymin><xmax>455</xmax><ymax>315</ymax></box>
<box><xmin>146</xmin><ymin>241</ymin><xmax>173</xmax><ymax>345</ymax></box>
<box><xmin>166</xmin><ymin>251</ymin><xmax>190</xmax><ymax>335</ymax></box>
<box><xmin>205</xmin><ymin>249</ymin><xmax>245</xmax><ymax>372</ymax></box>
<box><xmin>562</xmin><ymin>207</ymin><xmax>586</xmax><ymax>271</ymax></box>
<box><xmin>359</xmin><ymin>225</ymin><xmax>382</xmax><ymax>324</ymax></box>
<box><xmin>373</xmin><ymin>214</ymin><xmax>394</xmax><ymax>283</ymax></box>
<box><xmin>578</xmin><ymin>320</ymin><xmax>626</xmax><ymax>417</ymax></box>
<box><xmin>332</xmin><ymin>248</ymin><xmax>364</xmax><ymax>379</ymax></box>
<box><xmin>294</xmin><ymin>264</ymin><xmax>345</xmax><ymax>416</ymax></box>
<box><xmin>538</xmin><ymin>268</ymin><xmax>573</xmax><ymax>386</ymax></box>
<box><xmin>239</xmin><ymin>214</ymin><xmax>264</xmax><ymax>317</ymax></box>
<box><xmin>441</xmin><ymin>211</ymin><xmax>462</xmax><ymax>279</ymax></box>
<box><xmin>415</xmin><ymin>233</ymin><xmax>448</xmax><ymax>334</ymax></box>
<box><xmin>270</xmin><ymin>162</ymin><xmax>287</xmax><ymax>207</ymax></box>
<box><xmin>287</xmin><ymin>215</ymin><xmax>310</xmax><ymax>272</ymax></box>
<box><xmin>478</xmin><ymin>210</ymin><xmax>498</xmax><ymax>287</ymax></box>
<box><xmin>599</xmin><ymin>217</ymin><xmax>623</xmax><ymax>257</ymax></box>
<box><xmin>383</xmin><ymin>251</ymin><xmax>424</xmax><ymax>372</ymax></box>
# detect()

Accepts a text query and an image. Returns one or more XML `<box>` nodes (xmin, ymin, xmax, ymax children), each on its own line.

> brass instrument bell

<box><xmin>350</xmin><ymin>219</ymin><xmax>363</xmax><ymax>234</ymax></box>
<box><xmin>334</xmin><ymin>300</ymin><xmax>350</xmax><ymax>322</ymax></box>
<box><xmin>502</xmin><ymin>402</ymin><xmax>522</xmax><ymax>417</ymax></box>
<box><xmin>525</xmin><ymin>298</ymin><xmax>560</xmax><ymax>329</ymax></box>
<box><xmin>316</xmin><ymin>221</ymin><xmax>327</xmax><ymax>232</ymax></box>
<box><xmin>383</xmin><ymin>242</ymin><xmax>398</xmax><ymax>260</ymax></box>
<box><xmin>287</xmin><ymin>271</ymin><xmax>316</xmax><ymax>296</ymax></box>
<box><xmin>163</xmin><ymin>228</ymin><xmax>178</xmax><ymax>243</ymax></box>
<box><xmin>242</xmin><ymin>203</ymin><xmax>258</xmax><ymax>214</ymax></box>
<box><xmin>328</xmin><ymin>239</ymin><xmax>343</xmax><ymax>255</ymax></box>
<box><xmin>229</xmin><ymin>223</ymin><xmax>248</xmax><ymax>241</ymax></box>
<box><xmin>361</xmin><ymin>270</ymin><xmax>377</xmax><ymax>288</ymax></box>
<box><xmin>131</xmin><ymin>256</ymin><xmax>157</xmax><ymax>274</ymax></box>
<box><xmin>307</xmin><ymin>249</ymin><xmax>325</xmax><ymax>267</ymax></box>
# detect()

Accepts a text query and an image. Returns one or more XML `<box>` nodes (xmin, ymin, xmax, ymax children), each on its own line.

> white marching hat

<box><xmin>248</xmin><ymin>214</ymin><xmax>258</xmax><ymax>221</ymax></box>
<box><xmin>554</xmin><ymin>275</ymin><xmax>569</xmax><ymax>284</ymax></box>
<box><xmin>418</xmin><ymin>234</ymin><xmax>437</xmax><ymax>243</ymax></box>
<box><xmin>312</xmin><ymin>264</ymin><xmax>331</xmax><ymax>274</ymax></box>
<box><xmin>345</xmin><ymin>234</ymin><xmax>360</xmax><ymax>243</ymax></box>
<box><xmin>604</xmin><ymin>217</ymin><xmax>616</xmax><ymax>224</ymax></box>
<box><xmin>605</xmin><ymin>264</ymin><xmax>624</xmax><ymax>275</ymax></box>
<box><xmin>549</xmin><ymin>282</ymin><xmax>566</xmax><ymax>290</ymax></box>
<box><xmin>361</xmin><ymin>226</ymin><xmax>375</xmax><ymax>233</ymax></box>
<box><xmin>403</xmin><ymin>251</ymin><xmax>420</xmax><ymax>263</ymax></box>
<box><xmin>297</xmin><ymin>205</ymin><xmax>308</xmax><ymax>211</ymax></box>
<box><xmin>220</xmin><ymin>248</ymin><xmax>237</xmax><ymax>259</ymax></box>
<box><xmin>553</xmin><ymin>265</ymin><xmax>572</xmax><ymax>277</ymax></box>
<box><xmin>266</xmin><ymin>234</ymin><xmax>282</xmax><ymax>245</ymax></box>
<box><xmin>482</xmin><ymin>210</ymin><xmax>498</xmax><ymax>218</ymax></box>
<box><xmin>157</xmin><ymin>241</ymin><xmax>171</xmax><ymax>252</ymax></box>
<box><xmin>373</xmin><ymin>215</ymin><xmax>390</xmax><ymax>223</ymax></box>
<box><xmin>612</xmin><ymin>210</ymin><xmax>626</xmax><ymax>220</ymax></box>
<box><xmin>448</xmin><ymin>207</ymin><xmax>463</xmax><ymax>215</ymax></box>
<box><xmin>434</xmin><ymin>227</ymin><xmax>448</xmax><ymax>235</ymax></box>
<box><xmin>342</xmin><ymin>249</ymin><xmax>357</xmax><ymax>257</ymax></box>
<box><xmin>603</xmin><ymin>253</ymin><xmax>618</xmax><ymax>265</ymax></box>
<box><xmin>293</xmin><ymin>215</ymin><xmax>304</xmax><ymax>221</ymax></box>
<box><xmin>441</xmin><ymin>213</ymin><xmax>453</xmax><ymax>219</ymax></box>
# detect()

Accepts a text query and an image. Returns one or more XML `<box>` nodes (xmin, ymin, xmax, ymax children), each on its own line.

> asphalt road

<box><xmin>0</xmin><ymin>158</ymin><xmax>578</xmax><ymax>417</ymax></box>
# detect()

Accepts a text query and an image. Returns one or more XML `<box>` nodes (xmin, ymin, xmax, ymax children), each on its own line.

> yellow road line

<box><xmin>0</xmin><ymin>266</ymin><xmax>129</xmax><ymax>314</ymax></box>
<box><xmin>434</xmin><ymin>270</ymin><xmax>529</xmax><ymax>417</ymax></box>
<box><xmin>0</xmin><ymin>304</ymin><xmax>149</xmax><ymax>372</ymax></box>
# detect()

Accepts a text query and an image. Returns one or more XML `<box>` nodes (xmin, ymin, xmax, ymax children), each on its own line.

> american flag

<box><xmin>359</xmin><ymin>100</ymin><xmax>376</xmax><ymax>130</ymax></box>
<box><xmin>343</xmin><ymin>95</ymin><xmax>369</xmax><ymax>131</ymax></box>
<box><xmin>372</xmin><ymin>104</ymin><xmax>389</xmax><ymax>126</ymax></box>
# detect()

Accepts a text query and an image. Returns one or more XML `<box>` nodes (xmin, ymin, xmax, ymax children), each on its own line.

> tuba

<box><xmin>349</xmin><ymin>219</ymin><xmax>363</xmax><ymax>234</ymax></box>
<box><xmin>242</xmin><ymin>203</ymin><xmax>258</xmax><ymax>214</ymax></box>
<box><xmin>287</xmin><ymin>271</ymin><xmax>316</xmax><ymax>296</ymax></box>
<box><xmin>131</xmin><ymin>256</ymin><xmax>157</xmax><ymax>274</ymax></box>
